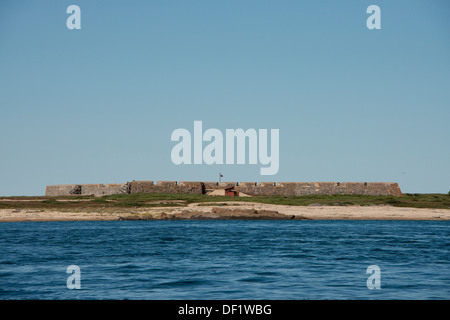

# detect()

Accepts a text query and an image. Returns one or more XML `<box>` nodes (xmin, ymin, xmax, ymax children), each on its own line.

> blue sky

<box><xmin>0</xmin><ymin>0</ymin><xmax>449</xmax><ymax>195</ymax></box>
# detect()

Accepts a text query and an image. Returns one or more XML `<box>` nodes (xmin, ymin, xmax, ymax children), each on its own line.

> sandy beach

<box><xmin>1</xmin><ymin>202</ymin><xmax>449</xmax><ymax>222</ymax></box>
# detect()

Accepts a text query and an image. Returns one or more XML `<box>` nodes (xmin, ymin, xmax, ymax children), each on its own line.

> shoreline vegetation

<box><xmin>0</xmin><ymin>193</ymin><xmax>449</xmax><ymax>222</ymax></box>
<box><xmin>1</xmin><ymin>193</ymin><xmax>450</xmax><ymax>209</ymax></box>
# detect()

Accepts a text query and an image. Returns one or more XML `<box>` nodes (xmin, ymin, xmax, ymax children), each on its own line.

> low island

<box><xmin>0</xmin><ymin>192</ymin><xmax>449</xmax><ymax>222</ymax></box>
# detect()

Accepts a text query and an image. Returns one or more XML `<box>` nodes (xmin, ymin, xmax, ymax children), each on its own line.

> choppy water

<box><xmin>0</xmin><ymin>220</ymin><xmax>448</xmax><ymax>299</ymax></box>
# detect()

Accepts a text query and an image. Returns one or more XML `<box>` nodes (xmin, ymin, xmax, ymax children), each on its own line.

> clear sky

<box><xmin>0</xmin><ymin>0</ymin><xmax>449</xmax><ymax>196</ymax></box>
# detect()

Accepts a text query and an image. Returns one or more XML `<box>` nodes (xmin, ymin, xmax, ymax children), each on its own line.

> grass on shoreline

<box><xmin>0</xmin><ymin>193</ymin><xmax>449</xmax><ymax>210</ymax></box>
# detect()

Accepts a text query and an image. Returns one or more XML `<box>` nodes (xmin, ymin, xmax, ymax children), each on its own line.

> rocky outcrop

<box><xmin>118</xmin><ymin>208</ymin><xmax>310</xmax><ymax>221</ymax></box>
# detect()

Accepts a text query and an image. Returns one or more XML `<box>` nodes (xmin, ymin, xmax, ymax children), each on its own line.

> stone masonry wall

<box><xmin>45</xmin><ymin>181</ymin><xmax>402</xmax><ymax>197</ymax></box>
<box><xmin>235</xmin><ymin>182</ymin><xmax>402</xmax><ymax>197</ymax></box>
<box><xmin>46</xmin><ymin>183</ymin><xmax>130</xmax><ymax>197</ymax></box>
<box><xmin>129</xmin><ymin>181</ymin><xmax>204</xmax><ymax>195</ymax></box>
<box><xmin>203</xmin><ymin>182</ymin><xmax>239</xmax><ymax>190</ymax></box>
<box><xmin>45</xmin><ymin>184</ymin><xmax>80</xmax><ymax>196</ymax></box>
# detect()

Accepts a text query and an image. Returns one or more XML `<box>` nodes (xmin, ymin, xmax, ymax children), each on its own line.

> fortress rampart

<box><xmin>45</xmin><ymin>181</ymin><xmax>402</xmax><ymax>197</ymax></box>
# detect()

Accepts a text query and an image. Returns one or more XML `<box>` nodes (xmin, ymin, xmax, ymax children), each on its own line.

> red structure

<box><xmin>224</xmin><ymin>187</ymin><xmax>238</xmax><ymax>197</ymax></box>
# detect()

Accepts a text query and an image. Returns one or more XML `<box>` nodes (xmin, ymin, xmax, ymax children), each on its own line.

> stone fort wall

<box><xmin>45</xmin><ymin>181</ymin><xmax>402</xmax><ymax>197</ymax></box>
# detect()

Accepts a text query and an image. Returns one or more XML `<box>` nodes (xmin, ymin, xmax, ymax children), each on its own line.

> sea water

<box><xmin>0</xmin><ymin>220</ymin><xmax>448</xmax><ymax>299</ymax></box>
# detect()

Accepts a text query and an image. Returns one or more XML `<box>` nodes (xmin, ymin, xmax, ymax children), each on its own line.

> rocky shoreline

<box><xmin>1</xmin><ymin>203</ymin><xmax>449</xmax><ymax>222</ymax></box>
<box><xmin>118</xmin><ymin>207</ymin><xmax>310</xmax><ymax>221</ymax></box>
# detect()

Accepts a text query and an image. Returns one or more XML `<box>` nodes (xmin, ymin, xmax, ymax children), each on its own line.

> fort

<box><xmin>45</xmin><ymin>181</ymin><xmax>403</xmax><ymax>197</ymax></box>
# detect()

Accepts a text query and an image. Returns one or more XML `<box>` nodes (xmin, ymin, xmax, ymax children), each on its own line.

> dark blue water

<box><xmin>0</xmin><ymin>220</ymin><xmax>448</xmax><ymax>300</ymax></box>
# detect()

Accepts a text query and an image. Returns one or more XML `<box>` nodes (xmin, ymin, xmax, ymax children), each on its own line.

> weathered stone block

<box><xmin>130</xmin><ymin>181</ymin><xmax>155</xmax><ymax>194</ymax></box>
<box><xmin>45</xmin><ymin>185</ymin><xmax>78</xmax><ymax>196</ymax></box>
<box><xmin>156</xmin><ymin>181</ymin><xmax>177</xmax><ymax>186</ymax></box>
